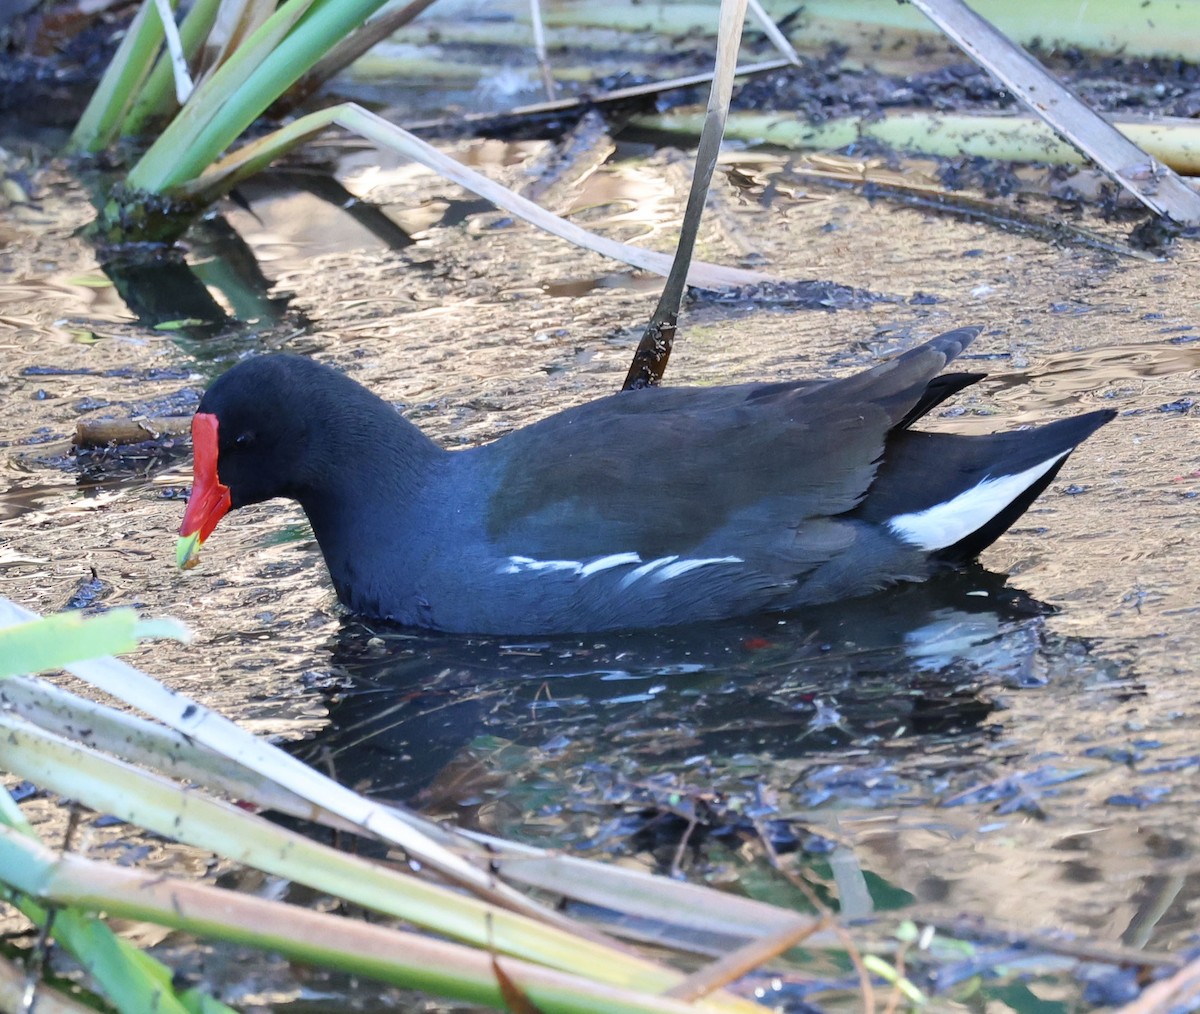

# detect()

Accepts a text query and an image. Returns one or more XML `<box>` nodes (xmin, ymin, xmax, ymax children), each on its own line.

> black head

<box><xmin>195</xmin><ymin>353</ymin><xmax>349</xmax><ymax>507</ymax></box>
<box><xmin>179</xmin><ymin>354</ymin><xmax>359</xmax><ymax>561</ymax></box>
<box><xmin>178</xmin><ymin>353</ymin><xmax>441</xmax><ymax>572</ymax></box>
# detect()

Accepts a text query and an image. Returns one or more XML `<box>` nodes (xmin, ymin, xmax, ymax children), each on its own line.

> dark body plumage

<box><xmin>185</xmin><ymin>328</ymin><xmax>1113</xmax><ymax>633</ymax></box>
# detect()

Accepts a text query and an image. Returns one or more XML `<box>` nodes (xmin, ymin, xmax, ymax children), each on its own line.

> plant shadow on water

<box><xmin>90</xmin><ymin>166</ymin><xmax>415</xmax><ymax>341</ymax></box>
<box><xmin>294</xmin><ymin>567</ymin><xmax>1065</xmax><ymax>861</ymax></box>
<box><xmin>4</xmin><ymin>107</ymin><xmax>1200</xmax><ymax>1006</ymax></box>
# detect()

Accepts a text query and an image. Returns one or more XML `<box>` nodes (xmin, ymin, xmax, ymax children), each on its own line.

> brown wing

<box><xmin>483</xmin><ymin>328</ymin><xmax>978</xmax><ymax>561</ymax></box>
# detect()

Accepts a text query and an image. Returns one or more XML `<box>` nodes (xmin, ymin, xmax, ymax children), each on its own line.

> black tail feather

<box><xmin>853</xmin><ymin>408</ymin><xmax>1116</xmax><ymax>558</ymax></box>
<box><xmin>896</xmin><ymin>372</ymin><xmax>987</xmax><ymax>430</ymax></box>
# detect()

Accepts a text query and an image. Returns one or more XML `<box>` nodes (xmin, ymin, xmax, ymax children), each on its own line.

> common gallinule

<box><xmin>177</xmin><ymin>327</ymin><xmax>1114</xmax><ymax>633</ymax></box>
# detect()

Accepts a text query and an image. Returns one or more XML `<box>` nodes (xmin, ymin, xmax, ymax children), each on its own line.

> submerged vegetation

<box><xmin>0</xmin><ymin>599</ymin><xmax>795</xmax><ymax>1013</ymax></box>
<box><xmin>60</xmin><ymin>0</ymin><xmax>1200</xmax><ymax>248</ymax></box>
<box><xmin>2</xmin><ymin>0</ymin><xmax>1200</xmax><ymax>1009</ymax></box>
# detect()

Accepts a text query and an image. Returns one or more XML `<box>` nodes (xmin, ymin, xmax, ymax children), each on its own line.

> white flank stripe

<box><xmin>579</xmin><ymin>552</ymin><xmax>643</xmax><ymax>577</ymax></box>
<box><xmin>618</xmin><ymin>556</ymin><xmax>678</xmax><ymax>589</ymax></box>
<box><xmin>886</xmin><ymin>452</ymin><xmax>1069</xmax><ymax>551</ymax></box>
<box><xmin>502</xmin><ymin>552</ymin><xmax>744</xmax><ymax>586</ymax></box>
<box><xmin>501</xmin><ymin>555</ymin><xmax>582</xmax><ymax>574</ymax></box>
<box><xmin>652</xmin><ymin>556</ymin><xmax>745</xmax><ymax>582</ymax></box>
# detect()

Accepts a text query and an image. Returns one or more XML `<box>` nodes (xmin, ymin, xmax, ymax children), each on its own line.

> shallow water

<box><xmin>2</xmin><ymin>134</ymin><xmax>1199</xmax><ymax>1008</ymax></box>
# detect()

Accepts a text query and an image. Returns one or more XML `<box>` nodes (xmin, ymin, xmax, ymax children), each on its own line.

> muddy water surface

<box><xmin>2</xmin><ymin>138</ymin><xmax>1199</xmax><ymax>1007</ymax></box>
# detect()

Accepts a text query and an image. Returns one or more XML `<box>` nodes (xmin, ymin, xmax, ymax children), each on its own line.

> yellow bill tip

<box><xmin>176</xmin><ymin>531</ymin><xmax>203</xmax><ymax>570</ymax></box>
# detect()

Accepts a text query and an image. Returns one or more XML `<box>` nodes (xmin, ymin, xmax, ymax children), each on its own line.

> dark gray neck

<box><xmin>293</xmin><ymin>380</ymin><xmax>449</xmax><ymax>615</ymax></box>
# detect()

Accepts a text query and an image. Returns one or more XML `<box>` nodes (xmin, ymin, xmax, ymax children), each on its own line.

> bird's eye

<box><xmin>235</xmin><ymin>431</ymin><xmax>255</xmax><ymax>447</ymax></box>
